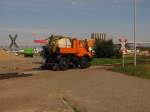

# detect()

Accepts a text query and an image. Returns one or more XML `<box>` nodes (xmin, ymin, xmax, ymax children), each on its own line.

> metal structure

<box><xmin>128</xmin><ymin>42</ymin><xmax>150</xmax><ymax>49</ymax></box>
<box><xmin>9</xmin><ymin>34</ymin><xmax>19</xmax><ymax>50</ymax></box>
<box><xmin>118</xmin><ymin>38</ymin><xmax>128</xmax><ymax>68</ymax></box>
<box><xmin>133</xmin><ymin>0</ymin><xmax>137</xmax><ymax>67</ymax></box>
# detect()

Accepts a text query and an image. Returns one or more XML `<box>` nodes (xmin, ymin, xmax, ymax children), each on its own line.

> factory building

<box><xmin>91</xmin><ymin>32</ymin><xmax>106</xmax><ymax>40</ymax></box>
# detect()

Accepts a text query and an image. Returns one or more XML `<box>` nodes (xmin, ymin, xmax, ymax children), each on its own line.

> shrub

<box><xmin>95</xmin><ymin>39</ymin><xmax>120</xmax><ymax>58</ymax></box>
<box><xmin>113</xmin><ymin>49</ymin><xmax>122</xmax><ymax>58</ymax></box>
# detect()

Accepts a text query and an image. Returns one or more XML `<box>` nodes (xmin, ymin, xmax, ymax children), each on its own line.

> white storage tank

<box><xmin>57</xmin><ymin>38</ymin><xmax>72</xmax><ymax>48</ymax></box>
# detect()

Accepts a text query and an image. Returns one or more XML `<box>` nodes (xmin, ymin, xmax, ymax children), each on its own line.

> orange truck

<box><xmin>35</xmin><ymin>35</ymin><xmax>95</xmax><ymax>70</ymax></box>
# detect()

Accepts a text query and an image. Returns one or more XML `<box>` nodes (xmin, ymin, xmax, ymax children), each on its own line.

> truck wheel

<box><xmin>59</xmin><ymin>58</ymin><xmax>69</xmax><ymax>70</ymax></box>
<box><xmin>53</xmin><ymin>64</ymin><xmax>59</xmax><ymax>71</ymax></box>
<box><xmin>69</xmin><ymin>56</ymin><xmax>79</xmax><ymax>69</ymax></box>
<box><xmin>80</xmin><ymin>57</ymin><xmax>90</xmax><ymax>68</ymax></box>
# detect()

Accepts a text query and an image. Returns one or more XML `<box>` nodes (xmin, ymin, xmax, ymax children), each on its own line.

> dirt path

<box><xmin>0</xmin><ymin>67</ymin><xmax>150</xmax><ymax>112</ymax></box>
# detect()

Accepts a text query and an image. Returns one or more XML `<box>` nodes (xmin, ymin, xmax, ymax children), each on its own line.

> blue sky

<box><xmin>0</xmin><ymin>0</ymin><xmax>149</xmax><ymax>45</ymax></box>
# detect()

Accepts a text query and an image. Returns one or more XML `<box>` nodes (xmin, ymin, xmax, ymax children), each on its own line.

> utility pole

<box><xmin>134</xmin><ymin>0</ymin><xmax>137</xmax><ymax>67</ymax></box>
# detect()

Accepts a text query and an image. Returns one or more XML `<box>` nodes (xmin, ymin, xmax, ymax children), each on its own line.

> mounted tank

<box><xmin>48</xmin><ymin>35</ymin><xmax>72</xmax><ymax>53</ymax></box>
<box><xmin>24</xmin><ymin>47</ymin><xmax>34</xmax><ymax>57</ymax></box>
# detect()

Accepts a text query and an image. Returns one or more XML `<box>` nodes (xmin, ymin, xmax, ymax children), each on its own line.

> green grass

<box><xmin>91</xmin><ymin>58</ymin><xmax>121</xmax><ymax>65</ymax></box>
<box><xmin>91</xmin><ymin>57</ymin><xmax>133</xmax><ymax>66</ymax></box>
<box><xmin>91</xmin><ymin>56</ymin><xmax>150</xmax><ymax>79</ymax></box>
<box><xmin>91</xmin><ymin>56</ymin><xmax>150</xmax><ymax>66</ymax></box>
<box><xmin>111</xmin><ymin>64</ymin><xmax>150</xmax><ymax>79</ymax></box>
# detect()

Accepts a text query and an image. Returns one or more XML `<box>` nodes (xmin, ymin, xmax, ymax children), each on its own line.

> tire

<box><xmin>53</xmin><ymin>64</ymin><xmax>59</xmax><ymax>71</ymax></box>
<box><xmin>80</xmin><ymin>57</ymin><xmax>90</xmax><ymax>69</ymax></box>
<box><xmin>69</xmin><ymin>56</ymin><xmax>79</xmax><ymax>69</ymax></box>
<box><xmin>59</xmin><ymin>57</ymin><xmax>69</xmax><ymax>70</ymax></box>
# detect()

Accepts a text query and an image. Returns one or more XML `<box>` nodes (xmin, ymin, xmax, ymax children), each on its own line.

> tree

<box><xmin>95</xmin><ymin>39</ymin><xmax>116</xmax><ymax>58</ymax></box>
